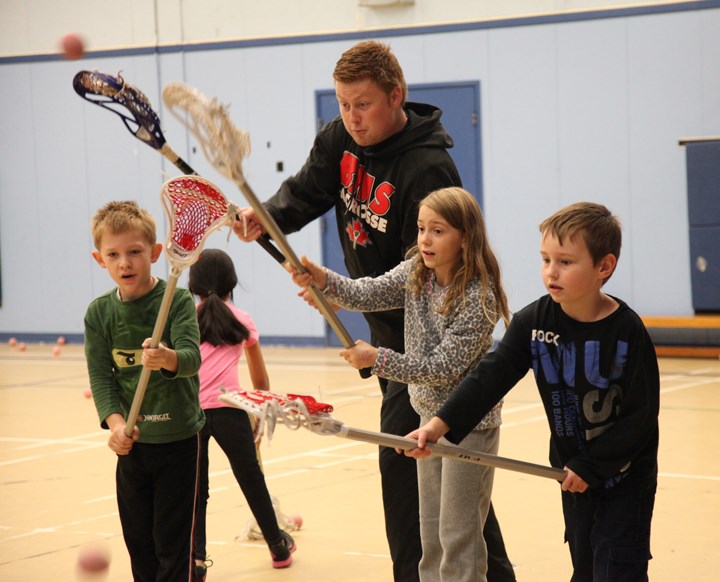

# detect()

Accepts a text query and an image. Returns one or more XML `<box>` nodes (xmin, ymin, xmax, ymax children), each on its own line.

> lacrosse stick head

<box><xmin>162</xmin><ymin>82</ymin><xmax>251</xmax><ymax>183</ymax></box>
<box><xmin>160</xmin><ymin>176</ymin><xmax>238</xmax><ymax>275</ymax></box>
<box><xmin>219</xmin><ymin>390</ymin><xmax>335</xmax><ymax>441</ymax></box>
<box><xmin>73</xmin><ymin>70</ymin><xmax>166</xmax><ymax>149</ymax></box>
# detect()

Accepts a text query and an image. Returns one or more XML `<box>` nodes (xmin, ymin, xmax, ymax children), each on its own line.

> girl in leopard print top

<box><xmin>290</xmin><ymin>187</ymin><xmax>510</xmax><ymax>582</ymax></box>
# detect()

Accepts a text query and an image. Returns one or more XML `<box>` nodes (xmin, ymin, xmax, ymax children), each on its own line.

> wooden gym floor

<box><xmin>0</xmin><ymin>343</ymin><xmax>718</xmax><ymax>581</ymax></box>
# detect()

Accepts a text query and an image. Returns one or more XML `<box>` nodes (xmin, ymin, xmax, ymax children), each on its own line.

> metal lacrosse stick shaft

<box><xmin>219</xmin><ymin>390</ymin><xmax>567</xmax><ymax>481</ymax></box>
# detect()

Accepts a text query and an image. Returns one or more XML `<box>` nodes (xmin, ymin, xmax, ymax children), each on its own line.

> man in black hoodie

<box><xmin>234</xmin><ymin>40</ymin><xmax>515</xmax><ymax>582</ymax></box>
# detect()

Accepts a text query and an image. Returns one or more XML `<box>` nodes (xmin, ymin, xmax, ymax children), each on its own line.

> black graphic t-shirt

<box><xmin>265</xmin><ymin>102</ymin><xmax>461</xmax><ymax>352</ymax></box>
<box><xmin>438</xmin><ymin>295</ymin><xmax>660</xmax><ymax>489</ymax></box>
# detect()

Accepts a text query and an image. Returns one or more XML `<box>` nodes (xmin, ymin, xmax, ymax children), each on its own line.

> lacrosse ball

<box><xmin>18</xmin><ymin>342</ymin><xmax>26</xmax><ymax>352</ymax></box>
<box><xmin>8</xmin><ymin>337</ymin><xmax>17</xmax><ymax>347</ymax></box>
<box><xmin>57</xmin><ymin>336</ymin><xmax>66</xmax><ymax>345</ymax></box>
<box><xmin>77</xmin><ymin>543</ymin><xmax>110</xmax><ymax>574</ymax></box>
<box><xmin>291</xmin><ymin>515</ymin><xmax>303</xmax><ymax>529</ymax></box>
<box><xmin>60</xmin><ymin>33</ymin><xmax>85</xmax><ymax>60</ymax></box>
<box><xmin>83</xmin><ymin>389</ymin><xmax>93</xmax><ymax>399</ymax></box>
<box><xmin>52</xmin><ymin>346</ymin><xmax>61</xmax><ymax>356</ymax></box>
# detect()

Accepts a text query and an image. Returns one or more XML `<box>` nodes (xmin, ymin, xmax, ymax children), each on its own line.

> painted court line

<box><xmin>659</xmin><ymin>378</ymin><xmax>717</xmax><ymax>395</ymax></box>
<box><xmin>659</xmin><ymin>472</ymin><xmax>720</xmax><ymax>481</ymax></box>
<box><xmin>345</xmin><ymin>551</ymin><xmax>391</xmax><ymax>559</ymax></box>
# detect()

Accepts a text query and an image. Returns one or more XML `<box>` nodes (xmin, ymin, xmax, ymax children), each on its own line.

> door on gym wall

<box><xmin>316</xmin><ymin>82</ymin><xmax>482</xmax><ymax>346</ymax></box>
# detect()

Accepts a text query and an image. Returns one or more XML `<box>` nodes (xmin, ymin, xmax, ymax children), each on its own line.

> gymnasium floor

<box><xmin>1</xmin><ymin>343</ymin><xmax>718</xmax><ymax>581</ymax></box>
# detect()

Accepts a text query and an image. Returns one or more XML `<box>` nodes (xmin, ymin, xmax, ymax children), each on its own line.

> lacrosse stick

<box><xmin>219</xmin><ymin>390</ymin><xmax>567</xmax><ymax>481</ymax></box>
<box><xmin>72</xmin><ymin>70</ymin><xmax>284</xmax><ymax>264</ymax></box>
<box><xmin>162</xmin><ymin>82</ymin><xmax>372</xmax><ymax>379</ymax></box>
<box><xmin>124</xmin><ymin>175</ymin><xmax>237</xmax><ymax>437</ymax></box>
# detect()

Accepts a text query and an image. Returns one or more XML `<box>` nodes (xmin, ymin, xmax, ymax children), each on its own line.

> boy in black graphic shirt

<box><xmin>233</xmin><ymin>40</ymin><xmax>515</xmax><ymax>582</ymax></box>
<box><xmin>405</xmin><ymin>202</ymin><xmax>660</xmax><ymax>582</ymax></box>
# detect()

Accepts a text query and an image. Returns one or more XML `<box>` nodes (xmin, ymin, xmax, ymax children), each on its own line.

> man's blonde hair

<box><xmin>333</xmin><ymin>40</ymin><xmax>408</xmax><ymax>105</ymax></box>
<box><xmin>91</xmin><ymin>201</ymin><xmax>157</xmax><ymax>250</ymax></box>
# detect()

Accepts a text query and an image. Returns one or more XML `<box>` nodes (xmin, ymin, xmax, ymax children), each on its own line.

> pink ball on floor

<box><xmin>77</xmin><ymin>543</ymin><xmax>110</xmax><ymax>574</ymax></box>
<box><xmin>291</xmin><ymin>514</ymin><xmax>303</xmax><ymax>529</ymax></box>
<box><xmin>52</xmin><ymin>346</ymin><xmax>61</xmax><ymax>356</ymax></box>
<box><xmin>83</xmin><ymin>389</ymin><xmax>93</xmax><ymax>399</ymax></box>
<box><xmin>8</xmin><ymin>337</ymin><xmax>17</xmax><ymax>347</ymax></box>
<box><xmin>18</xmin><ymin>342</ymin><xmax>26</xmax><ymax>352</ymax></box>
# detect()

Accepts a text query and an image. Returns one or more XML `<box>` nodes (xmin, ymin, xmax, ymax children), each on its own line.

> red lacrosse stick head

<box><xmin>286</xmin><ymin>393</ymin><xmax>334</xmax><ymax>415</ymax></box>
<box><xmin>160</xmin><ymin>176</ymin><xmax>236</xmax><ymax>273</ymax></box>
<box><xmin>239</xmin><ymin>390</ymin><xmax>333</xmax><ymax>415</ymax></box>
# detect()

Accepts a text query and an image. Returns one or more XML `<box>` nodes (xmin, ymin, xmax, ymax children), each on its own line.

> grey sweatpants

<box><xmin>418</xmin><ymin>424</ymin><xmax>500</xmax><ymax>582</ymax></box>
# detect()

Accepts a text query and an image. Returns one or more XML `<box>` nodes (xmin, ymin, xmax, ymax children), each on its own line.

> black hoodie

<box><xmin>266</xmin><ymin>102</ymin><xmax>461</xmax><ymax>351</ymax></box>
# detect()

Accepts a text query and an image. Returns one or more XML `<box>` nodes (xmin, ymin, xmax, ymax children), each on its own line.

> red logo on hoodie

<box><xmin>346</xmin><ymin>219</ymin><xmax>371</xmax><ymax>248</ymax></box>
<box><xmin>340</xmin><ymin>151</ymin><xmax>394</xmax><ymax>216</ymax></box>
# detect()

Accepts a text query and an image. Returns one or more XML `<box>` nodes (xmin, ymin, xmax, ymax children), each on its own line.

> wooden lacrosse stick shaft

<box><xmin>124</xmin><ymin>273</ymin><xmax>180</xmax><ymax>437</ymax></box>
<box><xmin>337</xmin><ymin>425</ymin><xmax>567</xmax><ymax>481</ymax></box>
<box><xmin>234</xmin><ymin>177</ymin><xmax>372</xmax><ymax>379</ymax></box>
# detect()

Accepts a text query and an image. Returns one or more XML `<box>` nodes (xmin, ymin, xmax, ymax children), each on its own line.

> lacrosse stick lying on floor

<box><xmin>219</xmin><ymin>390</ymin><xmax>567</xmax><ymax>481</ymax></box>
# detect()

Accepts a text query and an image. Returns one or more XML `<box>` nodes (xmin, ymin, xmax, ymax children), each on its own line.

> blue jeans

<box><xmin>562</xmin><ymin>474</ymin><xmax>656</xmax><ymax>582</ymax></box>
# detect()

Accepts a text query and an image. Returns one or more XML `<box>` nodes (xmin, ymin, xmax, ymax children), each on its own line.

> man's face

<box><xmin>335</xmin><ymin>78</ymin><xmax>405</xmax><ymax>147</ymax></box>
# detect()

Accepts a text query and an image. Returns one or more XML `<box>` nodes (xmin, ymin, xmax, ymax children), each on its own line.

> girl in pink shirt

<box><xmin>188</xmin><ymin>249</ymin><xmax>296</xmax><ymax>579</ymax></box>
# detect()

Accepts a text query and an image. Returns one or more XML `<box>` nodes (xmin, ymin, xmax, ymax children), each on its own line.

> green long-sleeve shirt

<box><xmin>84</xmin><ymin>279</ymin><xmax>204</xmax><ymax>444</ymax></box>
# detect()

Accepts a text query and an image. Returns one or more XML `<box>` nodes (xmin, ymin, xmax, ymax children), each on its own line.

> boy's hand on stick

<box><xmin>400</xmin><ymin>417</ymin><xmax>451</xmax><ymax>458</ymax></box>
<box><xmin>561</xmin><ymin>467</ymin><xmax>589</xmax><ymax>493</ymax></box>
<box><xmin>141</xmin><ymin>340</ymin><xmax>178</xmax><ymax>372</ymax></box>
<box><xmin>106</xmin><ymin>413</ymin><xmax>138</xmax><ymax>455</ymax></box>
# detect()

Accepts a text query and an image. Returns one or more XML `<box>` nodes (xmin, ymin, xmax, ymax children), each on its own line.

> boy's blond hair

<box><xmin>539</xmin><ymin>202</ymin><xmax>621</xmax><ymax>283</ymax></box>
<box><xmin>333</xmin><ymin>40</ymin><xmax>408</xmax><ymax>105</ymax></box>
<box><xmin>91</xmin><ymin>201</ymin><xmax>157</xmax><ymax>250</ymax></box>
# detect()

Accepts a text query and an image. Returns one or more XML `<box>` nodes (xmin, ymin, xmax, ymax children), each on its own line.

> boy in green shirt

<box><xmin>84</xmin><ymin>200</ymin><xmax>205</xmax><ymax>581</ymax></box>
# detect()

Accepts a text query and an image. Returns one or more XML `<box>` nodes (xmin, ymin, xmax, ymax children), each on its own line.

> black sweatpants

<box><xmin>116</xmin><ymin>434</ymin><xmax>200</xmax><ymax>582</ymax></box>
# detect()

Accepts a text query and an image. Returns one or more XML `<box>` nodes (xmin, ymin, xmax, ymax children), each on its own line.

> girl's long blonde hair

<box><xmin>406</xmin><ymin>187</ymin><xmax>510</xmax><ymax>327</ymax></box>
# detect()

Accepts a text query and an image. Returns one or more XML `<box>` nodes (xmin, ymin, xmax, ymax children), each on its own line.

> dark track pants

<box><xmin>116</xmin><ymin>435</ymin><xmax>200</xmax><ymax>582</ymax></box>
<box><xmin>562</xmin><ymin>475</ymin><xmax>656</xmax><ymax>582</ymax></box>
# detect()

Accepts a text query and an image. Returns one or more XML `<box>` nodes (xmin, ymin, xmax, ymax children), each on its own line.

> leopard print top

<box><xmin>324</xmin><ymin>259</ymin><xmax>502</xmax><ymax>430</ymax></box>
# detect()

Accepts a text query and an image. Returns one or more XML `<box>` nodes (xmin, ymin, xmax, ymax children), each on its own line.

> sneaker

<box><xmin>269</xmin><ymin>531</ymin><xmax>296</xmax><ymax>568</ymax></box>
<box><xmin>194</xmin><ymin>558</ymin><xmax>212</xmax><ymax>582</ymax></box>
